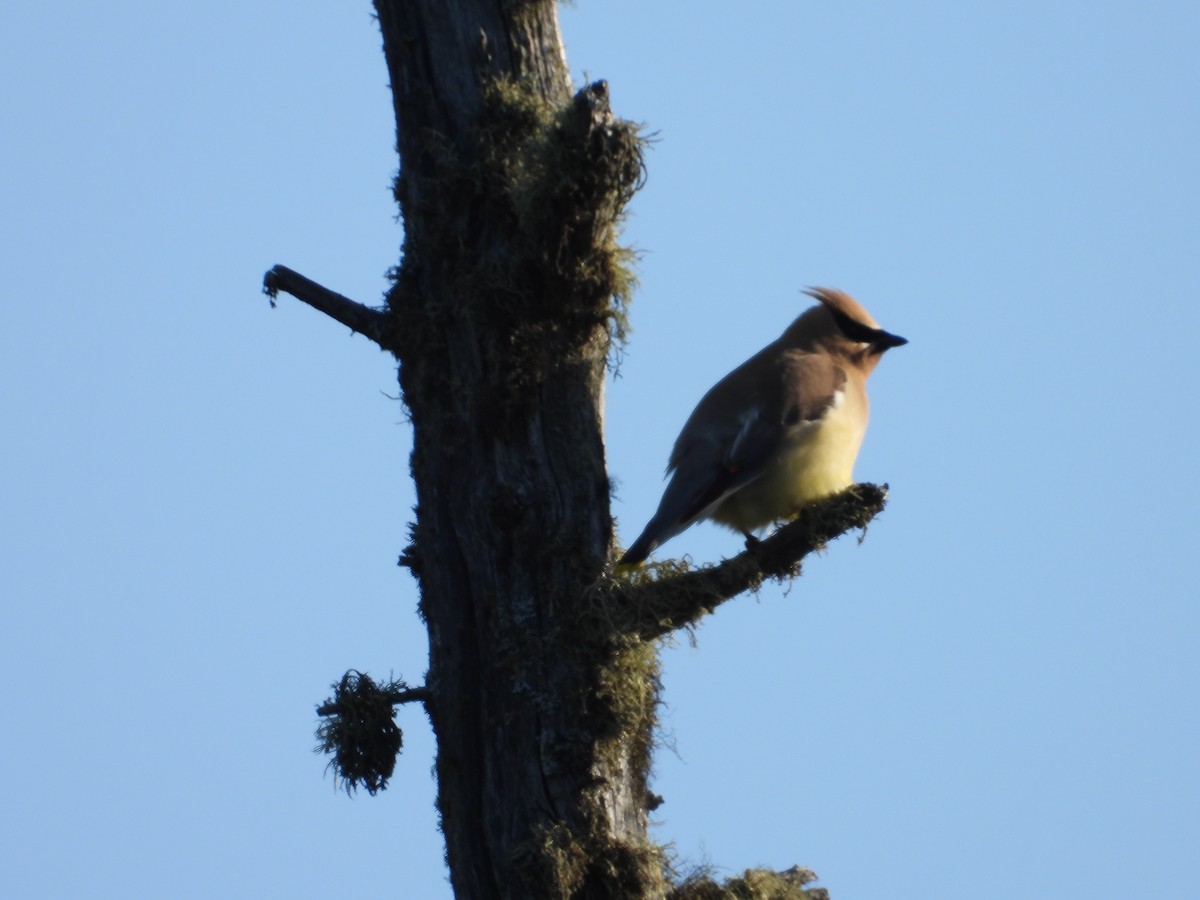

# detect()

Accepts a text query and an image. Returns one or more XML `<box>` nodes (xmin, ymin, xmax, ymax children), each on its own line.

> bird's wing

<box><xmin>620</xmin><ymin>349</ymin><xmax>845</xmax><ymax>564</ymax></box>
<box><xmin>724</xmin><ymin>350</ymin><xmax>847</xmax><ymax>473</ymax></box>
<box><xmin>668</xmin><ymin>350</ymin><xmax>847</xmax><ymax>526</ymax></box>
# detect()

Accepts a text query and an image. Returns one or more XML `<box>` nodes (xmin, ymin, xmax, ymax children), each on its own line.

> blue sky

<box><xmin>2</xmin><ymin>2</ymin><xmax>1197</xmax><ymax>898</ymax></box>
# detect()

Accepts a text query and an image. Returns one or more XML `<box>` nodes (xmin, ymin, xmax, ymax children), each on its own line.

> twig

<box><xmin>262</xmin><ymin>264</ymin><xmax>389</xmax><ymax>349</ymax></box>
<box><xmin>317</xmin><ymin>685</ymin><xmax>431</xmax><ymax>717</ymax></box>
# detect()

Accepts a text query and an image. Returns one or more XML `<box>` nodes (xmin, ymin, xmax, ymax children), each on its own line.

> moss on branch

<box><xmin>599</xmin><ymin>484</ymin><xmax>890</xmax><ymax>641</ymax></box>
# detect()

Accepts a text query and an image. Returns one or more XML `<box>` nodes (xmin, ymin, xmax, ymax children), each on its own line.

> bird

<box><xmin>619</xmin><ymin>287</ymin><xmax>906</xmax><ymax>565</ymax></box>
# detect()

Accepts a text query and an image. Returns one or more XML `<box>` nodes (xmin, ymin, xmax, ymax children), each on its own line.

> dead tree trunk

<box><xmin>265</xmin><ymin>2</ymin><xmax>886</xmax><ymax>897</ymax></box>
<box><xmin>374</xmin><ymin>3</ymin><xmax>660</xmax><ymax>894</ymax></box>
<box><xmin>376</xmin><ymin>2</ymin><xmax>651</xmax><ymax>896</ymax></box>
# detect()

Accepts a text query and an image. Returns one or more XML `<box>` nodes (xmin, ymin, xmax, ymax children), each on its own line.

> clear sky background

<box><xmin>2</xmin><ymin>2</ymin><xmax>1197</xmax><ymax>898</ymax></box>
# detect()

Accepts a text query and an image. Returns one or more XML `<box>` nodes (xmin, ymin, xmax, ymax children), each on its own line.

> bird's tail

<box><xmin>618</xmin><ymin>529</ymin><xmax>659</xmax><ymax>567</ymax></box>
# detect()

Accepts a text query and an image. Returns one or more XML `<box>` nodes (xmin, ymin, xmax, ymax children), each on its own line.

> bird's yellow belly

<box><xmin>710</xmin><ymin>412</ymin><xmax>866</xmax><ymax>533</ymax></box>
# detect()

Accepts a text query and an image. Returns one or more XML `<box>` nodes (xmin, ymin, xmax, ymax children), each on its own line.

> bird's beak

<box><xmin>873</xmin><ymin>330</ymin><xmax>908</xmax><ymax>351</ymax></box>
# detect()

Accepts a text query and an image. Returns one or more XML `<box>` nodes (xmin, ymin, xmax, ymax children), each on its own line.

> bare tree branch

<box><xmin>604</xmin><ymin>484</ymin><xmax>889</xmax><ymax>641</ymax></box>
<box><xmin>262</xmin><ymin>264</ymin><xmax>390</xmax><ymax>349</ymax></box>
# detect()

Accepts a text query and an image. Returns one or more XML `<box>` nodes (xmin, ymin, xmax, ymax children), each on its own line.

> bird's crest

<box><xmin>803</xmin><ymin>286</ymin><xmax>880</xmax><ymax>329</ymax></box>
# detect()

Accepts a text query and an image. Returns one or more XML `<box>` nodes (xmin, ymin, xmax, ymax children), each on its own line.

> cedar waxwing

<box><xmin>620</xmin><ymin>287</ymin><xmax>906</xmax><ymax>565</ymax></box>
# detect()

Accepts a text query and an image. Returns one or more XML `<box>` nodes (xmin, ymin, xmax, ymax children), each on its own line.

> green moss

<box><xmin>385</xmin><ymin>71</ymin><xmax>644</xmax><ymax>438</ymax></box>
<box><xmin>670</xmin><ymin>866</ymin><xmax>828</xmax><ymax>900</ymax></box>
<box><xmin>592</xmin><ymin>634</ymin><xmax>660</xmax><ymax>797</ymax></box>
<box><xmin>470</xmin><ymin>76</ymin><xmax>644</xmax><ymax>381</ymax></box>
<box><xmin>496</xmin><ymin>578</ymin><xmax>670</xmax><ymax>896</ymax></box>
<box><xmin>516</xmin><ymin>822</ymin><xmax>590</xmax><ymax>896</ymax></box>
<box><xmin>514</xmin><ymin>821</ymin><xmax>670</xmax><ymax>899</ymax></box>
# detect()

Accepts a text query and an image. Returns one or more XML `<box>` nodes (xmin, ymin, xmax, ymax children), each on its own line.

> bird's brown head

<box><xmin>783</xmin><ymin>287</ymin><xmax>907</xmax><ymax>374</ymax></box>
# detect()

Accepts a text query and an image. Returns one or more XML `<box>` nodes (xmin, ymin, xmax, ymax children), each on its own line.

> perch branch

<box><xmin>317</xmin><ymin>685</ymin><xmax>430</xmax><ymax>717</ymax></box>
<box><xmin>609</xmin><ymin>483</ymin><xmax>889</xmax><ymax>641</ymax></box>
<box><xmin>262</xmin><ymin>264</ymin><xmax>389</xmax><ymax>349</ymax></box>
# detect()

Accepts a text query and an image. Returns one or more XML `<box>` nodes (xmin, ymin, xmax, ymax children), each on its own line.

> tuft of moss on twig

<box><xmin>314</xmin><ymin>670</ymin><xmax>409</xmax><ymax>795</ymax></box>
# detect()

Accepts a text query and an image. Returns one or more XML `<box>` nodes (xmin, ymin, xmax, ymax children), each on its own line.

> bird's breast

<box><xmin>710</xmin><ymin>390</ymin><xmax>868</xmax><ymax>533</ymax></box>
